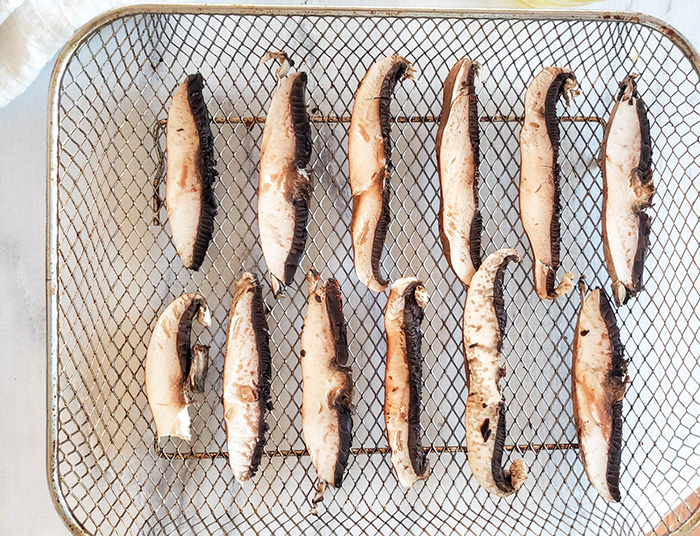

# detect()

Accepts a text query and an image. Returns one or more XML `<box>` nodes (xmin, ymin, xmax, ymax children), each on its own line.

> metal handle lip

<box><xmin>666</xmin><ymin>499</ymin><xmax>700</xmax><ymax>536</ymax></box>
<box><xmin>48</xmin><ymin>4</ymin><xmax>700</xmax><ymax>97</ymax></box>
<box><xmin>46</xmin><ymin>11</ymin><xmax>88</xmax><ymax>536</ymax></box>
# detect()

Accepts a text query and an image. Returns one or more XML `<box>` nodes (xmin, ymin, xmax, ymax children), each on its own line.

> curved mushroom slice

<box><xmin>436</xmin><ymin>58</ymin><xmax>482</xmax><ymax>288</ymax></box>
<box><xmin>602</xmin><ymin>74</ymin><xmax>654</xmax><ymax>307</ymax></box>
<box><xmin>384</xmin><ymin>277</ymin><xmax>430</xmax><ymax>488</ymax></box>
<box><xmin>301</xmin><ymin>269</ymin><xmax>353</xmax><ymax>508</ymax></box>
<box><xmin>224</xmin><ymin>273</ymin><xmax>273</xmax><ymax>482</ymax></box>
<box><xmin>572</xmin><ymin>281</ymin><xmax>628</xmax><ymax>502</ymax></box>
<box><xmin>258</xmin><ymin>70</ymin><xmax>312</xmax><ymax>298</ymax></box>
<box><xmin>349</xmin><ymin>54</ymin><xmax>415</xmax><ymax>292</ymax></box>
<box><xmin>519</xmin><ymin>67</ymin><xmax>578</xmax><ymax>299</ymax></box>
<box><xmin>463</xmin><ymin>249</ymin><xmax>528</xmax><ymax>496</ymax></box>
<box><xmin>166</xmin><ymin>73</ymin><xmax>218</xmax><ymax>271</ymax></box>
<box><xmin>146</xmin><ymin>293</ymin><xmax>211</xmax><ymax>441</ymax></box>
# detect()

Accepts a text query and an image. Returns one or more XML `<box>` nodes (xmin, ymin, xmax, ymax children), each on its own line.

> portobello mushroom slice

<box><xmin>258</xmin><ymin>64</ymin><xmax>312</xmax><ymax>298</ymax></box>
<box><xmin>224</xmin><ymin>273</ymin><xmax>273</xmax><ymax>482</ymax></box>
<box><xmin>463</xmin><ymin>248</ymin><xmax>528</xmax><ymax>496</ymax></box>
<box><xmin>436</xmin><ymin>58</ymin><xmax>482</xmax><ymax>288</ymax></box>
<box><xmin>146</xmin><ymin>293</ymin><xmax>211</xmax><ymax>441</ymax></box>
<box><xmin>519</xmin><ymin>67</ymin><xmax>578</xmax><ymax>300</ymax></box>
<box><xmin>601</xmin><ymin>74</ymin><xmax>654</xmax><ymax>307</ymax></box>
<box><xmin>166</xmin><ymin>73</ymin><xmax>218</xmax><ymax>271</ymax></box>
<box><xmin>384</xmin><ymin>276</ymin><xmax>431</xmax><ymax>488</ymax></box>
<box><xmin>572</xmin><ymin>281</ymin><xmax>628</xmax><ymax>502</ymax></box>
<box><xmin>349</xmin><ymin>54</ymin><xmax>415</xmax><ymax>292</ymax></box>
<box><xmin>300</xmin><ymin>269</ymin><xmax>353</xmax><ymax>509</ymax></box>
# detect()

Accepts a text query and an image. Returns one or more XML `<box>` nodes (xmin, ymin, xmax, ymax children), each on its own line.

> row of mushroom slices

<box><xmin>462</xmin><ymin>248</ymin><xmax>629</xmax><ymax>502</ymax></box>
<box><xmin>144</xmin><ymin>249</ymin><xmax>628</xmax><ymax>507</ymax></box>
<box><xmin>164</xmin><ymin>54</ymin><xmax>653</xmax><ymax>309</ymax></box>
<box><xmin>439</xmin><ymin>59</ymin><xmax>649</xmax><ymax>502</ymax></box>
<box><xmin>144</xmin><ymin>271</ymin><xmax>431</xmax><ymax>511</ymax></box>
<box><xmin>439</xmin><ymin>61</ymin><xmax>653</xmax><ymax>307</ymax></box>
<box><xmin>155</xmin><ymin>51</ymin><xmax>652</xmax><ymax>505</ymax></box>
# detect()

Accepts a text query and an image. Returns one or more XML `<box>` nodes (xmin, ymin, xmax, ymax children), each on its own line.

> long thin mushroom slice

<box><xmin>436</xmin><ymin>58</ymin><xmax>482</xmax><ymax>288</ymax></box>
<box><xmin>300</xmin><ymin>269</ymin><xmax>353</xmax><ymax>511</ymax></box>
<box><xmin>602</xmin><ymin>74</ymin><xmax>654</xmax><ymax>307</ymax></box>
<box><xmin>146</xmin><ymin>293</ymin><xmax>211</xmax><ymax>441</ymax></box>
<box><xmin>384</xmin><ymin>277</ymin><xmax>431</xmax><ymax>488</ymax></box>
<box><xmin>573</xmin><ymin>281</ymin><xmax>628</xmax><ymax>502</ymax></box>
<box><xmin>349</xmin><ymin>54</ymin><xmax>415</xmax><ymax>292</ymax></box>
<box><xmin>166</xmin><ymin>73</ymin><xmax>218</xmax><ymax>271</ymax></box>
<box><xmin>463</xmin><ymin>248</ymin><xmax>528</xmax><ymax>496</ymax></box>
<box><xmin>258</xmin><ymin>53</ymin><xmax>312</xmax><ymax>298</ymax></box>
<box><xmin>520</xmin><ymin>67</ymin><xmax>579</xmax><ymax>299</ymax></box>
<box><xmin>223</xmin><ymin>273</ymin><xmax>273</xmax><ymax>482</ymax></box>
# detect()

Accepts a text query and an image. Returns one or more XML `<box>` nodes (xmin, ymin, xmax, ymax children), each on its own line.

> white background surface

<box><xmin>0</xmin><ymin>1</ymin><xmax>697</xmax><ymax>534</ymax></box>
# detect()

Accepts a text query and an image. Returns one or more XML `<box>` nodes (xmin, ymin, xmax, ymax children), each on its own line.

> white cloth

<box><xmin>0</xmin><ymin>0</ymin><xmax>23</xmax><ymax>25</ymax></box>
<box><xmin>0</xmin><ymin>0</ymin><xmax>124</xmax><ymax>107</ymax></box>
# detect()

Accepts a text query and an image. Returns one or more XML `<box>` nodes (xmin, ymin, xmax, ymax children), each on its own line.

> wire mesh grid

<box><xmin>47</xmin><ymin>7</ymin><xmax>700</xmax><ymax>536</ymax></box>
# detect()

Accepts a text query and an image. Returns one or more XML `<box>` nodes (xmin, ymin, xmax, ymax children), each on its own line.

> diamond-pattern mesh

<box><xmin>48</xmin><ymin>9</ymin><xmax>700</xmax><ymax>536</ymax></box>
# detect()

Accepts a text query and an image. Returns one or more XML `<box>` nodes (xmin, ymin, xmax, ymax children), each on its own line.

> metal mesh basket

<box><xmin>47</xmin><ymin>6</ymin><xmax>700</xmax><ymax>536</ymax></box>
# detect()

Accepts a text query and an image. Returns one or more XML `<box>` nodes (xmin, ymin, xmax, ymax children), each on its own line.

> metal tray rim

<box><xmin>46</xmin><ymin>5</ymin><xmax>700</xmax><ymax>535</ymax></box>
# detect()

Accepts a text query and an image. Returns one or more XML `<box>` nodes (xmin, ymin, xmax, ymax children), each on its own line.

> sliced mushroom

<box><xmin>146</xmin><ymin>293</ymin><xmax>211</xmax><ymax>441</ymax></box>
<box><xmin>602</xmin><ymin>74</ymin><xmax>654</xmax><ymax>307</ymax></box>
<box><xmin>384</xmin><ymin>276</ymin><xmax>430</xmax><ymax>488</ymax></box>
<box><xmin>224</xmin><ymin>273</ymin><xmax>273</xmax><ymax>482</ymax></box>
<box><xmin>463</xmin><ymin>248</ymin><xmax>528</xmax><ymax>496</ymax></box>
<box><xmin>436</xmin><ymin>58</ymin><xmax>482</xmax><ymax>288</ymax></box>
<box><xmin>519</xmin><ymin>67</ymin><xmax>578</xmax><ymax>299</ymax></box>
<box><xmin>572</xmin><ymin>281</ymin><xmax>628</xmax><ymax>502</ymax></box>
<box><xmin>349</xmin><ymin>54</ymin><xmax>415</xmax><ymax>292</ymax></box>
<box><xmin>301</xmin><ymin>269</ymin><xmax>353</xmax><ymax>509</ymax></box>
<box><xmin>166</xmin><ymin>73</ymin><xmax>218</xmax><ymax>271</ymax></box>
<box><xmin>258</xmin><ymin>65</ymin><xmax>312</xmax><ymax>297</ymax></box>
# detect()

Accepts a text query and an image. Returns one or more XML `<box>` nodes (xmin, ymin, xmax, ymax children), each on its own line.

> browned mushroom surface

<box><xmin>463</xmin><ymin>248</ymin><xmax>528</xmax><ymax>496</ymax></box>
<box><xmin>384</xmin><ymin>276</ymin><xmax>431</xmax><ymax>488</ymax></box>
<box><xmin>224</xmin><ymin>273</ymin><xmax>272</xmax><ymax>482</ymax></box>
<box><xmin>146</xmin><ymin>293</ymin><xmax>211</xmax><ymax>441</ymax></box>
<box><xmin>166</xmin><ymin>73</ymin><xmax>217</xmax><ymax>271</ymax></box>
<box><xmin>349</xmin><ymin>54</ymin><xmax>414</xmax><ymax>292</ymax></box>
<box><xmin>519</xmin><ymin>67</ymin><xmax>578</xmax><ymax>300</ymax></box>
<box><xmin>258</xmin><ymin>70</ymin><xmax>312</xmax><ymax>297</ymax></box>
<box><xmin>601</xmin><ymin>74</ymin><xmax>654</xmax><ymax>307</ymax></box>
<box><xmin>572</xmin><ymin>282</ymin><xmax>628</xmax><ymax>502</ymax></box>
<box><xmin>436</xmin><ymin>57</ymin><xmax>482</xmax><ymax>288</ymax></box>
<box><xmin>300</xmin><ymin>269</ymin><xmax>353</xmax><ymax>508</ymax></box>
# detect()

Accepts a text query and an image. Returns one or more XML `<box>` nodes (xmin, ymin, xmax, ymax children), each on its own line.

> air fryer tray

<box><xmin>47</xmin><ymin>5</ymin><xmax>700</xmax><ymax>535</ymax></box>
